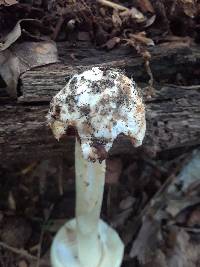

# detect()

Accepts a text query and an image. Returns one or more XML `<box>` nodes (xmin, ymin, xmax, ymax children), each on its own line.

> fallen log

<box><xmin>1</xmin><ymin>84</ymin><xmax>200</xmax><ymax>164</ymax></box>
<box><xmin>18</xmin><ymin>42</ymin><xmax>199</xmax><ymax>103</ymax></box>
<box><xmin>1</xmin><ymin>42</ymin><xmax>200</xmax><ymax>164</ymax></box>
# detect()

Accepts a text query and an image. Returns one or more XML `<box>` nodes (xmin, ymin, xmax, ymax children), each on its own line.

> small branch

<box><xmin>36</xmin><ymin>204</ymin><xmax>54</xmax><ymax>267</ymax></box>
<box><xmin>97</xmin><ymin>0</ymin><xmax>128</xmax><ymax>11</ymax></box>
<box><xmin>0</xmin><ymin>241</ymin><xmax>38</xmax><ymax>261</ymax></box>
<box><xmin>142</xmin><ymin>51</ymin><xmax>155</xmax><ymax>98</ymax></box>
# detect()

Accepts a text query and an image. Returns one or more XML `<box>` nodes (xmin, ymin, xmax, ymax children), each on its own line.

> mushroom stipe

<box><xmin>47</xmin><ymin>67</ymin><xmax>146</xmax><ymax>267</ymax></box>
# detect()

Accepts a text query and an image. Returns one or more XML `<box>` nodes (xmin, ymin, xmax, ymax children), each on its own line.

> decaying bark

<box><xmin>1</xmin><ymin>84</ymin><xmax>200</xmax><ymax>164</ymax></box>
<box><xmin>19</xmin><ymin>42</ymin><xmax>199</xmax><ymax>103</ymax></box>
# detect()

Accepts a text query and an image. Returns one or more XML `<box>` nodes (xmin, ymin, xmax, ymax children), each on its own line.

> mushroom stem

<box><xmin>75</xmin><ymin>138</ymin><xmax>106</xmax><ymax>267</ymax></box>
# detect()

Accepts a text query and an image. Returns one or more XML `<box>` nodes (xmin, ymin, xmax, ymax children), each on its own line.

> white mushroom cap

<box><xmin>47</xmin><ymin>67</ymin><xmax>146</xmax><ymax>160</ymax></box>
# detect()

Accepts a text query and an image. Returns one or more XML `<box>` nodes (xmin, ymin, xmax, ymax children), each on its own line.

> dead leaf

<box><xmin>129</xmin><ymin>32</ymin><xmax>155</xmax><ymax>46</ymax></box>
<box><xmin>111</xmin><ymin>208</ymin><xmax>133</xmax><ymax>228</ymax></box>
<box><xmin>8</xmin><ymin>191</ymin><xmax>16</xmax><ymax>210</ymax></box>
<box><xmin>0</xmin><ymin>19</ymin><xmax>39</xmax><ymax>51</ymax></box>
<box><xmin>97</xmin><ymin>0</ymin><xmax>128</xmax><ymax>11</ymax></box>
<box><xmin>187</xmin><ymin>208</ymin><xmax>200</xmax><ymax>227</ymax></box>
<box><xmin>112</xmin><ymin>9</ymin><xmax>122</xmax><ymax>28</ymax></box>
<box><xmin>0</xmin><ymin>0</ymin><xmax>17</xmax><ymax>6</ymax></box>
<box><xmin>0</xmin><ymin>41</ymin><xmax>58</xmax><ymax>97</ymax></box>
<box><xmin>103</xmin><ymin>36</ymin><xmax>121</xmax><ymax>50</ymax></box>
<box><xmin>168</xmin><ymin>149</ymin><xmax>200</xmax><ymax>195</ymax></box>
<box><xmin>130</xmin><ymin>215</ymin><xmax>161</xmax><ymax>262</ymax></box>
<box><xmin>119</xmin><ymin>196</ymin><xmax>135</xmax><ymax>210</ymax></box>
<box><xmin>137</xmin><ymin>0</ymin><xmax>154</xmax><ymax>13</ymax></box>
<box><xmin>179</xmin><ymin>0</ymin><xmax>196</xmax><ymax>18</ymax></box>
<box><xmin>18</xmin><ymin>260</ymin><xmax>28</xmax><ymax>267</ymax></box>
<box><xmin>120</xmin><ymin>7</ymin><xmax>146</xmax><ymax>23</ymax></box>
<box><xmin>0</xmin><ymin>50</ymin><xmax>20</xmax><ymax>97</ymax></box>
<box><xmin>144</xmin><ymin>15</ymin><xmax>156</xmax><ymax>28</ymax></box>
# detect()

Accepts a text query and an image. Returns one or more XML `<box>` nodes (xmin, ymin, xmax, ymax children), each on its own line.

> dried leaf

<box><xmin>18</xmin><ymin>260</ymin><xmax>28</xmax><ymax>267</ymax></box>
<box><xmin>103</xmin><ymin>36</ymin><xmax>121</xmax><ymax>50</ymax></box>
<box><xmin>97</xmin><ymin>0</ymin><xmax>128</xmax><ymax>11</ymax></box>
<box><xmin>112</xmin><ymin>9</ymin><xmax>122</xmax><ymax>28</ymax></box>
<box><xmin>0</xmin><ymin>0</ymin><xmax>17</xmax><ymax>6</ymax></box>
<box><xmin>8</xmin><ymin>191</ymin><xmax>16</xmax><ymax>210</ymax></box>
<box><xmin>137</xmin><ymin>0</ymin><xmax>154</xmax><ymax>13</ymax></box>
<box><xmin>0</xmin><ymin>19</ymin><xmax>39</xmax><ymax>51</ymax></box>
<box><xmin>120</xmin><ymin>7</ymin><xmax>145</xmax><ymax>23</ymax></box>
<box><xmin>130</xmin><ymin>215</ymin><xmax>161</xmax><ymax>262</ymax></box>
<box><xmin>168</xmin><ymin>149</ymin><xmax>200</xmax><ymax>196</ymax></box>
<box><xmin>0</xmin><ymin>41</ymin><xmax>58</xmax><ymax>97</ymax></box>
<box><xmin>0</xmin><ymin>50</ymin><xmax>20</xmax><ymax>97</ymax></box>
<box><xmin>187</xmin><ymin>208</ymin><xmax>200</xmax><ymax>227</ymax></box>
<box><xmin>129</xmin><ymin>32</ymin><xmax>155</xmax><ymax>46</ymax></box>
<box><xmin>111</xmin><ymin>208</ymin><xmax>133</xmax><ymax>228</ymax></box>
<box><xmin>144</xmin><ymin>14</ymin><xmax>156</xmax><ymax>28</ymax></box>
<box><xmin>119</xmin><ymin>196</ymin><xmax>135</xmax><ymax>210</ymax></box>
<box><xmin>179</xmin><ymin>0</ymin><xmax>196</xmax><ymax>18</ymax></box>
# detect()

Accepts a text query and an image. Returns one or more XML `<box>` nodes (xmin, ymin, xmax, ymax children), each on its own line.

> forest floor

<box><xmin>0</xmin><ymin>1</ymin><xmax>200</xmax><ymax>267</ymax></box>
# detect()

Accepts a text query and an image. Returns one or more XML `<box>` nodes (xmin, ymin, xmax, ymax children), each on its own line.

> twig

<box><xmin>142</xmin><ymin>51</ymin><xmax>155</xmax><ymax>98</ymax></box>
<box><xmin>97</xmin><ymin>0</ymin><xmax>128</xmax><ymax>11</ymax></box>
<box><xmin>52</xmin><ymin>14</ymin><xmax>66</xmax><ymax>40</ymax></box>
<box><xmin>0</xmin><ymin>241</ymin><xmax>38</xmax><ymax>261</ymax></box>
<box><xmin>36</xmin><ymin>229</ymin><xmax>45</xmax><ymax>267</ymax></box>
<box><xmin>36</xmin><ymin>204</ymin><xmax>54</xmax><ymax>267</ymax></box>
<box><xmin>167</xmin><ymin>84</ymin><xmax>200</xmax><ymax>90</ymax></box>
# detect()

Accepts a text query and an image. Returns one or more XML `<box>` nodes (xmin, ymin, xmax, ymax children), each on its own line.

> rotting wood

<box><xmin>1</xmin><ymin>42</ymin><xmax>200</xmax><ymax>164</ymax></box>
<box><xmin>1</xmin><ymin>85</ymin><xmax>200</xmax><ymax>164</ymax></box>
<box><xmin>18</xmin><ymin>42</ymin><xmax>199</xmax><ymax>103</ymax></box>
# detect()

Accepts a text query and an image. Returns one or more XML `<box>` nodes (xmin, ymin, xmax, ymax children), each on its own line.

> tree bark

<box><xmin>18</xmin><ymin>42</ymin><xmax>198</xmax><ymax>103</ymax></box>
<box><xmin>1</xmin><ymin>84</ymin><xmax>200</xmax><ymax>164</ymax></box>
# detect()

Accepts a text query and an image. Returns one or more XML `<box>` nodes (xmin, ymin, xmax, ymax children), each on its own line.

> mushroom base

<box><xmin>51</xmin><ymin>218</ymin><xmax>124</xmax><ymax>267</ymax></box>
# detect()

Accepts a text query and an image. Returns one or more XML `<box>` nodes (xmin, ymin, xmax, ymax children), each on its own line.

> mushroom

<box><xmin>47</xmin><ymin>67</ymin><xmax>146</xmax><ymax>267</ymax></box>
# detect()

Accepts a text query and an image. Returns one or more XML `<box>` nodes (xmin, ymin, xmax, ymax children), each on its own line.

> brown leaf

<box><xmin>120</xmin><ymin>7</ymin><xmax>145</xmax><ymax>23</ymax></box>
<box><xmin>97</xmin><ymin>0</ymin><xmax>128</xmax><ymax>11</ymax></box>
<box><xmin>144</xmin><ymin>15</ymin><xmax>156</xmax><ymax>28</ymax></box>
<box><xmin>130</xmin><ymin>215</ymin><xmax>161</xmax><ymax>262</ymax></box>
<box><xmin>137</xmin><ymin>0</ymin><xmax>154</xmax><ymax>13</ymax></box>
<box><xmin>0</xmin><ymin>41</ymin><xmax>58</xmax><ymax>97</ymax></box>
<box><xmin>112</xmin><ymin>9</ymin><xmax>122</xmax><ymax>28</ymax></box>
<box><xmin>179</xmin><ymin>0</ymin><xmax>196</xmax><ymax>18</ymax></box>
<box><xmin>18</xmin><ymin>260</ymin><xmax>28</xmax><ymax>267</ymax></box>
<box><xmin>0</xmin><ymin>0</ymin><xmax>17</xmax><ymax>6</ymax></box>
<box><xmin>111</xmin><ymin>208</ymin><xmax>133</xmax><ymax>228</ymax></box>
<box><xmin>0</xmin><ymin>19</ymin><xmax>39</xmax><ymax>51</ymax></box>
<box><xmin>103</xmin><ymin>36</ymin><xmax>121</xmax><ymax>50</ymax></box>
<box><xmin>119</xmin><ymin>196</ymin><xmax>135</xmax><ymax>210</ymax></box>
<box><xmin>187</xmin><ymin>208</ymin><xmax>200</xmax><ymax>227</ymax></box>
<box><xmin>129</xmin><ymin>32</ymin><xmax>155</xmax><ymax>46</ymax></box>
